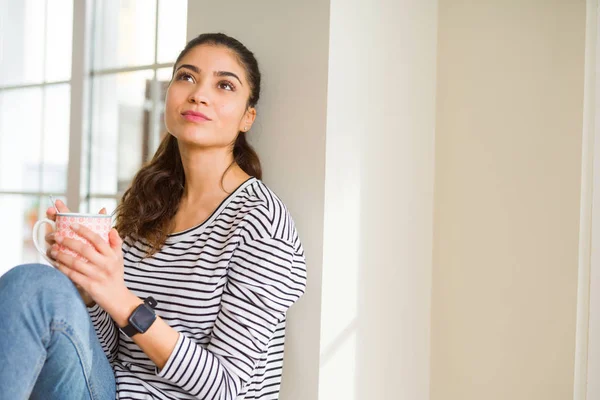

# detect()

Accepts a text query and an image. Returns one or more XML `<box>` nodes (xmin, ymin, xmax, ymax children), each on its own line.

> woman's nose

<box><xmin>188</xmin><ymin>85</ymin><xmax>210</xmax><ymax>105</ymax></box>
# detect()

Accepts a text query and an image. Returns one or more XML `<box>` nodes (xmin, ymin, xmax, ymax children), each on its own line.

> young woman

<box><xmin>0</xmin><ymin>33</ymin><xmax>306</xmax><ymax>400</ymax></box>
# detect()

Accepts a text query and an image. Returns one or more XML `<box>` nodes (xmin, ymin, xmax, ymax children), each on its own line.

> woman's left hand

<box><xmin>51</xmin><ymin>225</ymin><xmax>129</xmax><ymax>312</ymax></box>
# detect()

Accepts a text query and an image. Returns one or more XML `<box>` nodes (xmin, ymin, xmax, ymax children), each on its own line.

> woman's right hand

<box><xmin>44</xmin><ymin>199</ymin><xmax>69</xmax><ymax>263</ymax></box>
<box><xmin>44</xmin><ymin>199</ymin><xmax>107</xmax><ymax>307</ymax></box>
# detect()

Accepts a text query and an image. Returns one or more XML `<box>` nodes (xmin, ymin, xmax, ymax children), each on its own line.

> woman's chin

<box><xmin>176</xmin><ymin>135</ymin><xmax>229</xmax><ymax>150</ymax></box>
<box><xmin>174</xmin><ymin>129</ymin><xmax>211</xmax><ymax>144</ymax></box>
<box><xmin>170</xmin><ymin>127</ymin><xmax>236</xmax><ymax>149</ymax></box>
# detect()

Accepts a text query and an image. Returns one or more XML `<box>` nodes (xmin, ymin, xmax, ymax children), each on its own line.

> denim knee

<box><xmin>0</xmin><ymin>263</ymin><xmax>81</xmax><ymax>304</ymax></box>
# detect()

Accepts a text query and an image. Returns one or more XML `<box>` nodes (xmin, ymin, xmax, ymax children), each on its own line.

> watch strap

<box><xmin>145</xmin><ymin>296</ymin><xmax>158</xmax><ymax>308</ymax></box>
<box><xmin>121</xmin><ymin>321</ymin><xmax>139</xmax><ymax>337</ymax></box>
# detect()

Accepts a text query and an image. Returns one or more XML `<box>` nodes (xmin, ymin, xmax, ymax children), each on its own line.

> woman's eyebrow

<box><xmin>175</xmin><ymin>64</ymin><xmax>199</xmax><ymax>73</ymax></box>
<box><xmin>174</xmin><ymin>64</ymin><xmax>243</xmax><ymax>86</ymax></box>
<box><xmin>215</xmin><ymin>71</ymin><xmax>243</xmax><ymax>86</ymax></box>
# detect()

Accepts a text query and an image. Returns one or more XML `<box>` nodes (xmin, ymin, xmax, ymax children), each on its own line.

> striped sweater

<box><xmin>88</xmin><ymin>178</ymin><xmax>307</xmax><ymax>399</ymax></box>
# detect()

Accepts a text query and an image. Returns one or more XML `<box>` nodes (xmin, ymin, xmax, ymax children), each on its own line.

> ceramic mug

<box><xmin>32</xmin><ymin>212</ymin><xmax>112</xmax><ymax>265</ymax></box>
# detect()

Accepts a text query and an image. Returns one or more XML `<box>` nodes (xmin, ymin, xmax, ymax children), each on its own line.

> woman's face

<box><xmin>165</xmin><ymin>44</ymin><xmax>255</xmax><ymax>150</ymax></box>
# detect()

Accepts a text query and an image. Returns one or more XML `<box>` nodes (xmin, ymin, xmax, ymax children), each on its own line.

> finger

<box><xmin>68</xmin><ymin>224</ymin><xmax>112</xmax><ymax>256</ymax></box>
<box><xmin>55</xmin><ymin>261</ymin><xmax>91</xmax><ymax>291</ymax></box>
<box><xmin>99</xmin><ymin>207</ymin><xmax>107</xmax><ymax>215</ymax></box>
<box><xmin>55</xmin><ymin>235</ymin><xmax>104</xmax><ymax>266</ymax></box>
<box><xmin>46</xmin><ymin>207</ymin><xmax>57</xmax><ymax>221</ymax></box>
<box><xmin>46</xmin><ymin>244</ymin><xmax>58</xmax><ymax>262</ymax></box>
<box><xmin>46</xmin><ymin>250</ymin><xmax>57</xmax><ymax>264</ymax></box>
<box><xmin>52</xmin><ymin>247</ymin><xmax>99</xmax><ymax>279</ymax></box>
<box><xmin>44</xmin><ymin>220</ymin><xmax>55</xmax><ymax>237</ymax></box>
<box><xmin>45</xmin><ymin>232</ymin><xmax>56</xmax><ymax>246</ymax></box>
<box><xmin>54</xmin><ymin>199</ymin><xmax>70</xmax><ymax>213</ymax></box>
<box><xmin>109</xmin><ymin>229</ymin><xmax>123</xmax><ymax>251</ymax></box>
<box><xmin>46</xmin><ymin>200</ymin><xmax>70</xmax><ymax>221</ymax></box>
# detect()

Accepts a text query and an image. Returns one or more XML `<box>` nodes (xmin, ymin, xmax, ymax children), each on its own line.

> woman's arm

<box><xmin>160</xmin><ymin>236</ymin><xmax>305</xmax><ymax>398</ymax></box>
<box><xmin>102</xmin><ymin>290</ymin><xmax>179</xmax><ymax>370</ymax></box>
<box><xmin>53</xmin><ymin>226</ymin><xmax>306</xmax><ymax>399</ymax></box>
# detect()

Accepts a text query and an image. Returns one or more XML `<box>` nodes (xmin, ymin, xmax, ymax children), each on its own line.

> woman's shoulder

<box><xmin>242</xmin><ymin>178</ymin><xmax>289</xmax><ymax>215</ymax></box>
<box><xmin>237</xmin><ymin>178</ymin><xmax>300</xmax><ymax>245</ymax></box>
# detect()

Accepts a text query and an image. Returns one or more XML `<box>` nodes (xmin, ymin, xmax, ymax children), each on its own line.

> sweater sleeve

<box><xmin>88</xmin><ymin>304</ymin><xmax>119</xmax><ymax>363</ymax></box>
<box><xmin>156</xmin><ymin>236</ymin><xmax>307</xmax><ymax>399</ymax></box>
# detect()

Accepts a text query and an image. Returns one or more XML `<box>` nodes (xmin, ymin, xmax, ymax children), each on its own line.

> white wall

<box><xmin>320</xmin><ymin>0</ymin><xmax>438</xmax><ymax>399</ymax></box>
<box><xmin>187</xmin><ymin>1</ymin><xmax>438</xmax><ymax>399</ymax></box>
<box><xmin>582</xmin><ymin>1</ymin><xmax>600</xmax><ymax>399</ymax></box>
<box><xmin>189</xmin><ymin>2</ymin><xmax>588</xmax><ymax>399</ymax></box>
<box><xmin>186</xmin><ymin>2</ymin><xmax>330</xmax><ymax>399</ymax></box>
<box><xmin>431</xmin><ymin>1</ymin><xmax>586</xmax><ymax>399</ymax></box>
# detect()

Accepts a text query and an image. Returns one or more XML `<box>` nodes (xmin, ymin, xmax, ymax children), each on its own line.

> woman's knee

<box><xmin>0</xmin><ymin>264</ymin><xmax>79</xmax><ymax>301</ymax></box>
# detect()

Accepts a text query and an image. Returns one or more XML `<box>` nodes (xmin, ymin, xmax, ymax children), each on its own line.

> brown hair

<box><xmin>115</xmin><ymin>33</ymin><xmax>262</xmax><ymax>254</ymax></box>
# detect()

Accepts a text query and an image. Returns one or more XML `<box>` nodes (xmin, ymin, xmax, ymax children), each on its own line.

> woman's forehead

<box><xmin>178</xmin><ymin>45</ymin><xmax>246</xmax><ymax>79</ymax></box>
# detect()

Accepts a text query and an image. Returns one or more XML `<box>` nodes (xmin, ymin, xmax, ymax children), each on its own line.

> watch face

<box><xmin>130</xmin><ymin>304</ymin><xmax>156</xmax><ymax>333</ymax></box>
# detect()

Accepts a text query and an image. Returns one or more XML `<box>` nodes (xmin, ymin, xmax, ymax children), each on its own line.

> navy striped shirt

<box><xmin>88</xmin><ymin>178</ymin><xmax>307</xmax><ymax>399</ymax></box>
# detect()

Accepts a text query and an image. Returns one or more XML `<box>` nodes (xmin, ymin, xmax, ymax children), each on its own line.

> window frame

<box><xmin>0</xmin><ymin>0</ymin><xmax>178</xmax><ymax>212</ymax></box>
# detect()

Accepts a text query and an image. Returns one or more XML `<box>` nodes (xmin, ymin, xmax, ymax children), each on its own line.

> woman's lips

<box><xmin>181</xmin><ymin>110</ymin><xmax>211</xmax><ymax>122</ymax></box>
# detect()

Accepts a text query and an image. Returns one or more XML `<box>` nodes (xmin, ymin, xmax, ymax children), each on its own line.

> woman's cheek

<box><xmin>218</xmin><ymin>102</ymin><xmax>238</xmax><ymax>119</ymax></box>
<box><xmin>164</xmin><ymin>104</ymin><xmax>178</xmax><ymax>132</ymax></box>
<box><xmin>219</xmin><ymin>101</ymin><xmax>246</xmax><ymax>129</ymax></box>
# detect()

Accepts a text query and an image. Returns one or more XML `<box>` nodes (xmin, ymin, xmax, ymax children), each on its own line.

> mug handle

<box><xmin>32</xmin><ymin>218</ymin><xmax>57</xmax><ymax>266</ymax></box>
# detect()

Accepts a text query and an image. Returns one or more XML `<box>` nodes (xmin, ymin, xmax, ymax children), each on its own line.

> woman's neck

<box><xmin>179</xmin><ymin>145</ymin><xmax>250</xmax><ymax>206</ymax></box>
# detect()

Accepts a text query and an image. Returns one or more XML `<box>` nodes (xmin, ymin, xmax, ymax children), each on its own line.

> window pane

<box><xmin>156</xmin><ymin>67</ymin><xmax>173</xmax><ymax>82</ymax></box>
<box><xmin>42</xmin><ymin>84</ymin><xmax>71</xmax><ymax>193</ymax></box>
<box><xmin>157</xmin><ymin>0</ymin><xmax>188</xmax><ymax>64</ymax></box>
<box><xmin>92</xmin><ymin>0</ymin><xmax>157</xmax><ymax>71</ymax></box>
<box><xmin>45</xmin><ymin>0</ymin><xmax>73</xmax><ymax>82</ymax></box>
<box><xmin>150</xmin><ymin>68</ymin><xmax>172</xmax><ymax>157</ymax></box>
<box><xmin>89</xmin><ymin>70</ymin><xmax>153</xmax><ymax>196</ymax></box>
<box><xmin>81</xmin><ymin>197</ymin><xmax>118</xmax><ymax>217</ymax></box>
<box><xmin>0</xmin><ymin>194</ymin><xmax>60</xmax><ymax>276</ymax></box>
<box><xmin>0</xmin><ymin>88</ymin><xmax>43</xmax><ymax>191</ymax></box>
<box><xmin>0</xmin><ymin>0</ymin><xmax>46</xmax><ymax>86</ymax></box>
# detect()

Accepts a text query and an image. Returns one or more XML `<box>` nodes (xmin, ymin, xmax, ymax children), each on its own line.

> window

<box><xmin>0</xmin><ymin>0</ymin><xmax>188</xmax><ymax>274</ymax></box>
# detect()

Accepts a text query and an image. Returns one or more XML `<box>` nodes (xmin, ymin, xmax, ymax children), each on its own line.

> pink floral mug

<box><xmin>32</xmin><ymin>212</ymin><xmax>112</xmax><ymax>265</ymax></box>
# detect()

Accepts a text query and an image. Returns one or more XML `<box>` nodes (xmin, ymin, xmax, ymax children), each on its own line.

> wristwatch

<box><xmin>121</xmin><ymin>297</ymin><xmax>158</xmax><ymax>337</ymax></box>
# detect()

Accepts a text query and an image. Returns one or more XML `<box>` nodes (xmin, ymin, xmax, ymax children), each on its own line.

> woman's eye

<box><xmin>218</xmin><ymin>81</ymin><xmax>235</xmax><ymax>91</ymax></box>
<box><xmin>177</xmin><ymin>73</ymin><xmax>194</xmax><ymax>82</ymax></box>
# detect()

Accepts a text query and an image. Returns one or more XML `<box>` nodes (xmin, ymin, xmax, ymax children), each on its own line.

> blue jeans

<box><xmin>0</xmin><ymin>264</ymin><xmax>116</xmax><ymax>399</ymax></box>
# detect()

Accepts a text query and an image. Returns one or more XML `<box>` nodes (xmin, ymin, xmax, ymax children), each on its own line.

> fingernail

<box><xmin>55</xmin><ymin>235</ymin><xmax>63</xmax><ymax>243</ymax></box>
<box><xmin>71</xmin><ymin>223</ymin><xmax>80</xmax><ymax>231</ymax></box>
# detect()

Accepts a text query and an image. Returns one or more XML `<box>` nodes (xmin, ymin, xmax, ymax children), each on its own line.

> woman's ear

<box><xmin>240</xmin><ymin>107</ymin><xmax>257</xmax><ymax>132</ymax></box>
